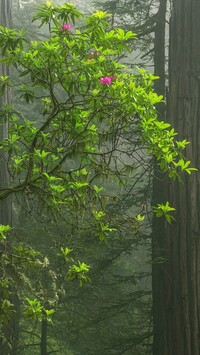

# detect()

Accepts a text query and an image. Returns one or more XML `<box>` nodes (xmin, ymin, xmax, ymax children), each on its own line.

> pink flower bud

<box><xmin>89</xmin><ymin>51</ymin><xmax>100</xmax><ymax>57</ymax></box>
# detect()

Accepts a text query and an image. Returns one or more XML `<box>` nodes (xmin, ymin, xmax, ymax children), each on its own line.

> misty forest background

<box><xmin>0</xmin><ymin>0</ymin><xmax>200</xmax><ymax>355</ymax></box>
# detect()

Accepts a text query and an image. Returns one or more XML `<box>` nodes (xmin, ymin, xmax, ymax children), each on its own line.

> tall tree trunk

<box><xmin>40</xmin><ymin>318</ymin><xmax>47</xmax><ymax>355</ymax></box>
<box><xmin>152</xmin><ymin>1</ymin><xmax>167</xmax><ymax>354</ymax></box>
<box><xmin>0</xmin><ymin>0</ymin><xmax>12</xmax><ymax>222</ymax></box>
<box><xmin>0</xmin><ymin>1</ymin><xmax>19</xmax><ymax>354</ymax></box>
<box><xmin>162</xmin><ymin>0</ymin><xmax>200</xmax><ymax>354</ymax></box>
<box><xmin>154</xmin><ymin>0</ymin><xmax>167</xmax><ymax>119</ymax></box>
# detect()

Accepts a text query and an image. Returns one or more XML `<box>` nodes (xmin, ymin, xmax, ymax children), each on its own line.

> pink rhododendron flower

<box><xmin>99</xmin><ymin>75</ymin><xmax>117</xmax><ymax>86</ymax></box>
<box><xmin>89</xmin><ymin>51</ymin><xmax>100</xmax><ymax>57</ymax></box>
<box><xmin>85</xmin><ymin>51</ymin><xmax>101</xmax><ymax>62</ymax></box>
<box><xmin>100</xmin><ymin>76</ymin><xmax>112</xmax><ymax>85</ymax></box>
<box><xmin>60</xmin><ymin>23</ymin><xmax>72</xmax><ymax>31</ymax></box>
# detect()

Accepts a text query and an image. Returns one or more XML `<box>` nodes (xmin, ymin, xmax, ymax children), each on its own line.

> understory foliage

<box><xmin>97</xmin><ymin>0</ymin><xmax>157</xmax><ymax>66</ymax></box>
<box><xmin>0</xmin><ymin>2</ymin><xmax>195</xmax><ymax>353</ymax></box>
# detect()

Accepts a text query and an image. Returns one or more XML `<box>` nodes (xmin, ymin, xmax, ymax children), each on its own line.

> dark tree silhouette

<box><xmin>154</xmin><ymin>0</ymin><xmax>200</xmax><ymax>354</ymax></box>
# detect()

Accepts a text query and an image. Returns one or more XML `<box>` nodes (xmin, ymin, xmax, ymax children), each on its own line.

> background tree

<box><xmin>0</xmin><ymin>1</ymin><xmax>19</xmax><ymax>353</ymax></box>
<box><xmin>0</xmin><ymin>0</ymin><xmax>12</xmax><ymax>247</ymax></box>
<box><xmin>151</xmin><ymin>1</ymin><xmax>167</xmax><ymax>353</ymax></box>
<box><xmin>153</xmin><ymin>0</ymin><xmax>200</xmax><ymax>354</ymax></box>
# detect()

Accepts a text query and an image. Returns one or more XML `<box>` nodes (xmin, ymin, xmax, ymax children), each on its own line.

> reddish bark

<box><xmin>163</xmin><ymin>0</ymin><xmax>200</xmax><ymax>354</ymax></box>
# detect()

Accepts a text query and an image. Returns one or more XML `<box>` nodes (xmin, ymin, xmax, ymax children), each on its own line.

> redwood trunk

<box><xmin>40</xmin><ymin>318</ymin><xmax>47</xmax><ymax>355</ymax></box>
<box><xmin>152</xmin><ymin>1</ymin><xmax>167</xmax><ymax>354</ymax></box>
<box><xmin>0</xmin><ymin>1</ymin><xmax>17</xmax><ymax>353</ymax></box>
<box><xmin>163</xmin><ymin>0</ymin><xmax>200</xmax><ymax>354</ymax></box>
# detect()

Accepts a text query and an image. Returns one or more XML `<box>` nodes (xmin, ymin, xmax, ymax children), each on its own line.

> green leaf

<box><xmin>0</xmin><ymin>225</ymin><xmax>11</xmax><ymax>241</ymax></box>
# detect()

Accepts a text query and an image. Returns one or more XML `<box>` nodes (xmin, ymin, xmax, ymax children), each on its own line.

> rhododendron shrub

<box><xmin>0</xmin><ymin>1</ymin><xmax>195</xmax><ymax>278</ymax></box>
<box><xmin>0</xmin><ymin>2</ymin><xmax>195</xmax><ymax>346</ymax></box>
<box><xmin>0</xmin><ymin>3</ymin><xmax>193</xmax><ymax>204</ymax></box>
<box><xmin>0</xmin><ymin>0</ymin><xmax>195</xmax><ymax>267</ymax></box>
